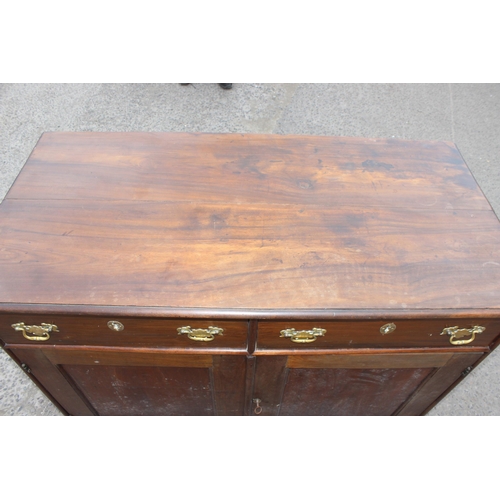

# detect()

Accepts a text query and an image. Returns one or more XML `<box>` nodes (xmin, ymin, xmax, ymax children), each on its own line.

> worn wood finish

<box><xmin>286</xmin><ymin>352</ymin><xmax>454</xmax><ymax>369</ymax></box>
<box><xmin>252</xmin><ymin>356</ymin><xmax>289</xmax><ymax>416</ymax></box>
<box><xmin>253</xmin><ymin>346</ymin><xmax>487</xmax><ymax>355</ymax></box>
<box><xmin>244</xmin><ymin>356</ymin><xmax>257</xmax><ymax>416</ymax></box>
<box><xmin>65</xmin><ymin>365</ymin><xmax>215</xmax><ymax>416</ymax></box>
<box><xmin>12</xmin><ymin>346</ymin><xmax>246</xmax><ymax>415</ymax></box>
<box><xmin>251</xmin><ymin>354</ymin><xmax>439</xmax><ymax>417</ymax></box>
<box><xmin>212</xmin><ymin>355</ymin><xmax>247</xmax><ymax>416</ymax></box>
<box><xmin>397</xmin><ymin>352</ymin><xmax>483</xmax><ymax>415</ymax></box>
<box><xmin>9</xmin><ymin>348</ymin><xmax>95</xmax><ymax>415</ymax></box>
<box><xmin>7</xmin><ymin>133</ymin><xmax>487</xmax><ymax>209</ymax></box>
<box><xmin>2</xmin><ymin>132</ymin><xmax>500</xmax><ymax>416</ymax></box>
<box><xmin>0</xmin><ymin>314</ymin><xmax>247</xmax><ymax>350</ymax></box>
<box><xmin>248</xmin><ymin>320</ymin><xmax>258</xmax><ymax>354</ymax></box>
<box><xmin>257</xmin><ymin>319</ymin><xmax>500</xmax><ymax>350</ymax></box>
<box><xmin>42</xmin><ymin>348</ymin><xmax>214</xmax><ymax>368</ymax></box>
<box><xmin>1</xmin><ymin>132</ymin><xmax>500</xmax><ymax>311</ymax></box>
<box><xmin>3</xmin><ymin>343</ymin><xmax>249</xmax><ymax>357</ymax></box>
<box><xmin>251</xmin><ymin>351</ymin><xmax>479</xmax><ymax>416</ymax></box>
<box><xmin>4</xmin><ymin>303</ymin><xmax>500</xmax><ymax>320</ymax></box>
<box><xmin>1</xmin><ymin>201</ymin><xmax>499</xmax><ymax>310</ymax></box>
<box><xmin>279</xmin><ymin>367</ymin><xmax>435</xmax><ymax>416</ymax></box>
<box><xmin>3</xmin><ymin>346</ymin><xmax>70</xmax><ymax>415</ymax></box>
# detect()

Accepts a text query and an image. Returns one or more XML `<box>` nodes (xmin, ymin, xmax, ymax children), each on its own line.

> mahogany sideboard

<box><xmin>1</xmin><ymin>132</ymin><xmax>500</xmax><ymax>416</ymax></box>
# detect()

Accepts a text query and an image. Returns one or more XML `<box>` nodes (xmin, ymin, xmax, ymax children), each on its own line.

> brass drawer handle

<box><xmin>280</xmin><ymin>328</ymin><xmax>326</xmax><ymax>343</ymax></box>
<box><xmin>11</xmin><ymin>322</ymin><xmax>59</xmax><ymax>342</ymax></box>
<box><xmin>177</xmin><ymin>326</ymin><xmax>224</xmax><ymax>342</ymax></box>
<box><xmin>440</xmin><ymin>326</ymin><xmax>485</xmax><ymax>345</ymax></box>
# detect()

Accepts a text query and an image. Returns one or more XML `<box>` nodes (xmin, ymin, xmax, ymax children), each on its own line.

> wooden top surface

<box><xmin>1</xmin><ymin>132</ymin><xmax>500</xmax><ymax>315</ymax></box>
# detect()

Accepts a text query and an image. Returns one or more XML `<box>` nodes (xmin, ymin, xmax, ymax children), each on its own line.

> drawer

<box><xmin>0</xmin><ymin>314</ymin><xmax>248</xmax><ymax>350</ymax></box>
<box><xmin>256</xmin><ymin>318</ymin><xmax>500</xmax><ymax>350</ymax></box>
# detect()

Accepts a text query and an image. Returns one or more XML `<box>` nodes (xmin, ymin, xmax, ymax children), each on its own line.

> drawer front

<box><xmin>0</xmin><ymin>314</ymin><xmax>248</xmax><ymax>350</ymax></box>
<box><xmin>256</xmin><ymin>319</ymin><xmax>500</xmax><ymax>350</ymax></box>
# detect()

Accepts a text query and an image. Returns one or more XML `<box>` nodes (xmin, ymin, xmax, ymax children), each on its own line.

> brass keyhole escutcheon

<box><xmin>440</xmin><ymin>326</ymin><xmax>485</xmax><ymax>345</ymax></box>
<box><xmin>177</xmin><ymin>326</ymin><xmax>224</xmax><ymax>342</ymax></box>
<box><xmin>107</xmin><ymin>321</ymin><xmax>124</xmax><ymax>332</ymax></box>
<box><xmin>11</xmin><ymin>322</ymin><xmax>59</xmax><ymax>342</ymax></box>
<box><xmin>380</xmin><ymin>323</ymin><xmax>396</xmax><ymax>335</ymax></box>
<box><xmin>279</xmin><ymin>328</ymin><xmax>326</xmax><ymax>343</ymax></box>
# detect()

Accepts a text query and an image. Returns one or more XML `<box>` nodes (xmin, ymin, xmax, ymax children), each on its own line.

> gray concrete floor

<box><xmin>1</xmin><ymin>83</ymin><xmax>499</xmax><ymax>416</ymax></box>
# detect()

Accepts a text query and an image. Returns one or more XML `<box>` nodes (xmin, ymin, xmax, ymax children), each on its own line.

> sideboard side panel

<box><xmin>9</xmin><ymin>347</ymin><xmax>95</xmax><ymax>416</ymax></box>
<box><xmin>396</xmin><ymin>352</ymin><xmax>483</xmax><ymax>415</ymax></box>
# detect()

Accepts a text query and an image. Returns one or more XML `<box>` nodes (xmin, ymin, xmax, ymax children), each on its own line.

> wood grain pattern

<box><xmin>3</xmin><ymin>132</ymin><xmax>500</xmax><ymax>416</ymax></box>
<box><xmin>212</xmin><ymin>355</ymin><xmax>247</xmax><ymax>415</ymax></box>
<box><xmin>396</xmin><ymin>352</ymin><xmax>483</xmax><ymax>415</ymax></box>
<box><xmin>251</xmin><ymin>351</ymin><xmax>486</xmax><ymax>416</ymax></box>
<box><xmin>279</xmin><ymin>367</ymin><xmax>434</xmax><ymax>416</ymax></box>
<box><xmin>3</xmin><ymin>303</ymin><xmax>500</xmax><ymax>320</ymax></box>
<box><xmin>1</xmin><ymin>132</ymin><xmax>499</xmax><ymax>312</ymax></box>
<box><xmin>64</xmin><ymin>364</ymin><xmax>215</xmax><ymax>416</ymax></box>
<box><xmin>42</xmin><ymin>348</ymin><xmax>213</xmax><ymax>368</ymax></box>
<box><xmin>256</xmin><ymin>319</ymin><xmax>500</xmax><ymax>349</ymax></box>
<box><xmin>244</xmin><ymin>355</ymin><xmax>256</xmax><ymax>415</ymax></box>
<box><xmin>58</xmin><ymin>352</ymin><xmax>247</xmax><ymax>416</ymax></box>
<box><xmin>252</xmin><ymin>356</ymin><xmax>288</xmax><ymax>416</ymax></box>
<box><xmin>11</xmin><ymin>346</ymin><xmax>247</xmax><ymax>415</ymax></box>
<box><xmin>0</xmin><ymin>314</ymin><xmax>248</xmax><ymax>349</ymax></box>
<box><xmin>286</xmin><ymin>352</ymin><xmax>453</xmax><ymax>369</ymax></box>
<box><xmin>7</xmin><ymin>133</ymin><xmax>487</xmax><ymax>210</ymax></box>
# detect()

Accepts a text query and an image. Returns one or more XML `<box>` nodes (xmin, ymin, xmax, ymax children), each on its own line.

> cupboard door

<box><xmin>8</xmin><ymin>347</ymin><xmax>247</xmax><ymax>416</ymax></box>
<box><xmin>252</xmin><ymin>352</ymin><xmax>483</xmax><ymax>416</ymax></box>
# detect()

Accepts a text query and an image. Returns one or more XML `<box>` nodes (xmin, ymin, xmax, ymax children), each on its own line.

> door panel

<box><xmin>63</xmin><ymin>365</ymin><xmax>214</xmax><ymax>416</ymax></box>
<box><xmin>252</xmin><ymin>351</ymin><xmax>484</xmax><ymax>416</ymax></box>
<box><xmin>280</xmin><ymin>367</ymin><xmax>433</xmax><ymax>416</ymax></box>
<box><xmin>397</xmin><ymin>352</ymin><xmax>482</xmax><ymax>415</ymax></box>
<box><xmin>8</xmin><ymin>347</ymin><xmax>95</xmax><ymax>416</ymax></box>
<box><xmin>9</xmin><ymin>346</ymin><xmax>246</xmax><ymax>416</ymax></box>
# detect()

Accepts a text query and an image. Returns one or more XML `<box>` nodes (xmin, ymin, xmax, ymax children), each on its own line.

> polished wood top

<box><xmin>1</xmin><ymin>132</ymin><xmax>499</xmax><ymax>313</ymax></box>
